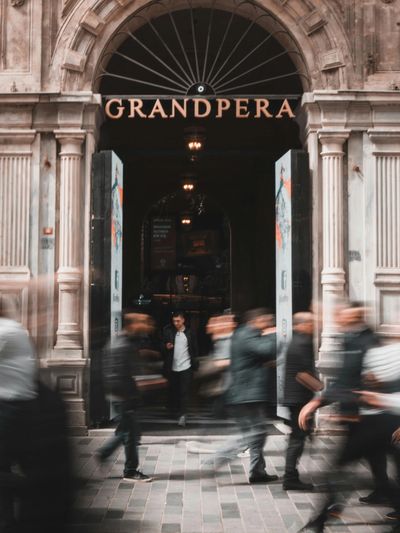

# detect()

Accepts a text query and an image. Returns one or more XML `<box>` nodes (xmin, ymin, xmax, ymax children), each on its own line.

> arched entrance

<box><xmin>88</xmin><ymin>1</ymin><xmax>309</xmax><ymax>426</ymax></box>
<box><xmin>44</xmin><ymin>0</ymin><xmax>358</xmax><ymax>433</ymax></box>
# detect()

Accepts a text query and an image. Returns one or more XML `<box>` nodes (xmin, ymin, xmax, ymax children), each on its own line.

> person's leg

<box><xmin>97</xmin><ymin>402</ymin><xmax>124</xmax><ymax>460</ymax></box>
<box><xmin>178</xmin><ymin>368</ymin><xmax>192</xmax><ymax>417</ymax></box>
<box><xmin>284</xmin><ymin>405</ymin><xmax>311</xmax><ymax>489</ymax></box>
<box><xmin>243</xmin><ymin>403</ymin><xmax>268</xmax><ymax>478</ymax></box>
<box><xmin>120</xmin><ymin>407</ymin><xmax>141</xmax><ymax>477</ymax></box>
<box><xmin>202</xmin><ymin>405</ymin><xmax>247</xmax><ymax>469</ymax></box>
<box><xmin>0</xmin><ymin>401</ymin><xmax>23</xmax><ymax>533</ymax></box>
<box><xmin>168</xmin><ymin>372</ymin><xmax>179</xmax><ymax>417</ymax></box>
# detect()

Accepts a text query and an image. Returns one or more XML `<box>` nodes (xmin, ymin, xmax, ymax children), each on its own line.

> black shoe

<box><xmin>327</xmin><ymin>503</ymin><xmax>343</xmax><ymax>519</ymax></box>
<box><xmin>359</xmin><ymin>490</ymin><xmax>392</xmax><ymax>505</ymax></box>
<box><xmin>283</xmin><ymin>479</ymin><xmax>314</xmax><ymax>491</ymax></box>
<box><xmin>249</xmin><ymin>473</ymin><xmax>279</xmax><ymax>483</ymax></box>
<box><xmin>386</xmin><ymin>511</ymin><xmax>400</xmax><ymax>521</ymax></box>
<box><xmin>123</xmin><ymin>471</ymin><xmax>153</xmax><ymax>483</ymax></box>
<box><xmin>298</xmin><ymin>519</ymin><xmax>324</xmax><ymax>532</ymax></box>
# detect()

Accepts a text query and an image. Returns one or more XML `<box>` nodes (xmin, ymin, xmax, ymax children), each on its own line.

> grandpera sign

<box><xmin>104</xmin><ymin>97</ymin><xmax>296</xmax><ymax>119</ymax></box>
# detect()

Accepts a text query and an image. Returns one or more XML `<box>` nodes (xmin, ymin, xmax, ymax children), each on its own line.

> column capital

<box><xmin>55</xmin><ymin>129</ymin><xmax>86</xmax><ymax>144</ymax></box>
<box><xmin>55</xmin><ymin>129</ymin><xmax>85</xmax><ymax>156</ymax></box>
<box><xmin>318</xmin><ymin>129</ymin><xmax>350</xmax><ymax>153</ymax></box>
<box><xmin>368</xmin><ymin>129</ymin><xmax>400</xmax><ymax>152</ymax></box>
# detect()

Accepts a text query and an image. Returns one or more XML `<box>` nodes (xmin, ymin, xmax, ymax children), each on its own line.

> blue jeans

<box><xmin>98</xmin><ymin>400</ymin><xmax>141</xmax><ymax>476</ymax></box>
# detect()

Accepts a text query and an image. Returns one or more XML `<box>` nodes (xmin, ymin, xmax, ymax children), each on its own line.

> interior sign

<box><xmin>104</xmin><ymin>97</ymin><xmax>296</xmax><ymax>120</ymax></box>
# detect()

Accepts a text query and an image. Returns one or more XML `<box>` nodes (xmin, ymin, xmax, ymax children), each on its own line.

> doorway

<box><xmin>90</xmin><ymin>3</ymin><xmax>307</xmax><ymax>425</ymax></box>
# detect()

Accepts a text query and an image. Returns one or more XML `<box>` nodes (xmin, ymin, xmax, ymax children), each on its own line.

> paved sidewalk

<box><xmin>70</xmin><ymin>434</ymin><xmax>393</xmax><ymax>533</ymax></box>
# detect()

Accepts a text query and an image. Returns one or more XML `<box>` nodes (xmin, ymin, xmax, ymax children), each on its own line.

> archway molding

<box><xmin>51</xmin><ymin>0</ymin><xmax>356</xmax><ymax>94</ymax></box>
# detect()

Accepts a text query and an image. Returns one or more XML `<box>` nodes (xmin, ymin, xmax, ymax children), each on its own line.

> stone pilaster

<box><xmin>368</xmin><ymin>131</ymin><xmax>400</xmax><ymax>340</ymax></box>
<box><xmin>0</xmin><ymin>130</ymin><xmax>36</xmax><ymax>327</ymax></box>
<box><xmin>318</xmin><ymin>130</ymin><xmax>349</xmax><ymax>358</ymax></box>
<box><xmin>54</xmin><ymin>130</ymin><xmax>85</xmax><ymax>349</ymax></box>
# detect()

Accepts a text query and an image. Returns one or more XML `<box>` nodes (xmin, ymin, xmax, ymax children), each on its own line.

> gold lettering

<box><xmin>235</xmin><ymin>98</ymin><xmax>250</xmax><ymax>118</ymax></box>
<box><xmin>128</xmin><ymin>99</ymin><xmax>147</xmax><ymax>118</ymax></box>
<box><xmin>105</xmin><ymin>98</ymin><xmax>124</xmax><ymax>119</ymax></box>
<box><xmin>255</xmin><ymin>98</ymin><xmax>273</xmax><ymax>118</ymax></box>
<box><xmin>193</xmin><ymin>98</ymin><xmax>211</xmax><ymax>118</ymax></box>
<box><xmin>148</xmin><ymin>99</ymin><xmax>168</xmax><ymax>119</ymax></box>
<box><xmin>171</xmin><ymin>99</ymin><xmax>188</xmax><ymax>118</ymax></box>
<box><xmin>276</xmin><ymin>98</ymin><xmax>295</xmax><ymax>119</ymax></box>
<box><xmin>216</xmin><ymin>99</ymin><xmax>231</xmax><ymax>118</ymax></box>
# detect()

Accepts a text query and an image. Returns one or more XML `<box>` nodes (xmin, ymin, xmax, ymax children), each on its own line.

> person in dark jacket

<box><xmin>282</xmin><ymin>312</ymin><xmax>316</xmax><ymax>491</ymax></box>
<box><xmin>202</xmin><ymin>308</ymin><xmax>278</xmax><ymax>484</ymax></box>
<box><xmin>96</xmin><ymin>313</ymin><xmax>154</xmax><ymax>483</ymax></box>
<box><xmin>163</xmin><ymin>311</ymin><xmax>198</xmax><ymax>427</ymax></box>
<box><xmin>298</xmin><ymin>303</ymin><xmax>398</xmax><ymax>532</ymax></box>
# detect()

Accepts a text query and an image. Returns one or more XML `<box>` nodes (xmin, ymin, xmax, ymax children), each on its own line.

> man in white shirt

<box><xmin>163</xmin><ymin>312</ymin><xmax>198</xmax><ymax>427</ymax></box>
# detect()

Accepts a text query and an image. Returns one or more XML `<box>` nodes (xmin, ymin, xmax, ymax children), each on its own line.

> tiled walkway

<box><xmin>70</xmin><ymin>434</ymin><xmax>394</xmax><ymax>533</ymax></box>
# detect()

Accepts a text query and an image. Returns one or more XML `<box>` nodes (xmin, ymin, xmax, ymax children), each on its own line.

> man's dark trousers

<box><xmin>169</xmin><ymin>368</ymin><xmax>192</xmax><ymax>417</ymax></box>
<box><xmin>98</xmin><ymin>400</ymin><xmax>141</xmax><ymax>477</ymax></box>
<box><xmin>284</xmin><ymin>405</ymin><xmax>310</xmax><ymax>483</ymax></box>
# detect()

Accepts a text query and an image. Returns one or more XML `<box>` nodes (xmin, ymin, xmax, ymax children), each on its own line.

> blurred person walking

<box><xmin>97</xmin><ymin>312</ymin><xmax>155</xmax><ymax>482</ymax></box>
<box><xmin>282</xmin><ymin>312</ymin><xmax>319</xmax><ymax>491</ymax></box>
<box><xmin>298</xmin><ymin>305</ymin><xmax>400</xmax><ymax>532</ymax></box>
<box><xmin>202</xmin><ymin>308</ymin><xmax>278</xmax><ymax>484</ymax></box>
<box><xmin>0</xmin><ymin>299</ymin><xmax>38</xmax><ymax>533</ymax></box>
<box><xmin>162</xmin><ymin>311</ymin><xmax>198</xmax><ymax>427</ymax></box>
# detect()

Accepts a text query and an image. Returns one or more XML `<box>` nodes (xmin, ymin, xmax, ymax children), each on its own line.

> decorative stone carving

<box><xmin>320</xmin><ymin>49</ymin><xmax>345</xmax><ymax>71</ymax></box>
<box><xmin>10</xmin><ymin>0</ymin><xmax>25</xmax><ymax>6</ymax></box>
<box><xmin>301</xmin><ymin>10</ymin><xmax>326</xmax><ymax>35</ymax></box>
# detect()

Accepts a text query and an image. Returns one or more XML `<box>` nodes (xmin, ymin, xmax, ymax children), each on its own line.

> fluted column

<box><xmin>369</xmin><ymin>131</ymin><xmax>400</xmax><ymax>340</ymax></box>
<box><xmin>319</xmin><ymin>131</ymin><xmax>349</xmax><ymax>354</ymax></box>
<box><xmin>55</xmin><ymin>130</ymin><xmax>85</xmax><ymax>349</ymax></box>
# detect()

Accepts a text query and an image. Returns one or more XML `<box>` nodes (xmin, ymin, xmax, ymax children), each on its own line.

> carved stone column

<box><xmin>54</xmin><ymin>130</ymin><xmax>85</xmax><ymax>350</ymax></box>
<box><xmin>319</xmin><ymin>131</ymin><xmax>349</xmax><ymax>357</ymax></box>
<box><xmin>369</xmin><ymin>131</ymin><xmax>400</xmax><ymax>341</ymax></box>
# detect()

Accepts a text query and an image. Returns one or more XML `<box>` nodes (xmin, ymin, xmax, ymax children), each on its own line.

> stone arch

<box><xmin>50</xmin><ymin>0</ymin><xmax>356</xmax><ymax>94</ymax></box>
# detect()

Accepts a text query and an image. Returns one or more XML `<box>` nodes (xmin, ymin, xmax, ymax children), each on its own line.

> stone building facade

<box><xmin>0</xmin><ymin>0</ymin><xmax>400</xmax><ymax>434</ymax></box>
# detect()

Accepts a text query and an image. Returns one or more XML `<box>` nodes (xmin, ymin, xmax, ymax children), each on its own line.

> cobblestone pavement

<box><xmin>70</xmin><ymin>433</ymin><xmax>395</xmax><ymax>533</ymax></box>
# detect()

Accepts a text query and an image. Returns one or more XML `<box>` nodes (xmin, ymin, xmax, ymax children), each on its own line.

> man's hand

<box><xmin>298</xmin><ymin>399</ymin><xmax>321</xmax><ymax>431</ymax></box>
<box><xmin>392</xmin><ymin>428</ymin><xmax>400</xmax><ymax>444</ymax></box>
<box><xmin>354</xmin><ymin>390</ymin><xmax>386</xmax><ymax>408</ymax></box>
<box><xmin>166</xmin><ymin>342</ymin><xmax>174</xmax><ymax>350</ymax></box>
<box><xmin>262</xmin><ymin>327</ymin><xmax>276</xmax><ymax>335</ymax></box>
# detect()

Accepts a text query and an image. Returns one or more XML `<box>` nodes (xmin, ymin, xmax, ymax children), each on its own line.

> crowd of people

<box><xmin>1</xmin><ymin>297</ymin><xmax>400</xmax><ymax>532</ymax></box>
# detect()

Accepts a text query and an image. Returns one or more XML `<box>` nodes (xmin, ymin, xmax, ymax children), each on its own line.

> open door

<box><xmin>275</xmin><ymin>150</ymin><xmax>311</xmax><ymax>418</ymax></box>
<box><xmin>89</xmin><ymin>151</ymin><xmax>123</xmax><ymax>426</ymax></box>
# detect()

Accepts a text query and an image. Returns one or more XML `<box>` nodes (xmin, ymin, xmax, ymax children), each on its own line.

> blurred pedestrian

<box><xmin>202</xmin><ymin>308</ymin><xmax>278</xmax><ymax>484</ymax></box>
<box><xmin>298</xmin><ymin>306</ymin><xmax>400</xmax><ymax>532</ymax></box>
<box><xmin>162</xmin><ymin>311</ymin><xmax>199</xmax><ymax>427</ymax></box>
<box><xmin>282</xmin><ymin>312</ymin><xmax>320</xmax><ymax>491</ymax></box>
<box><xmin>0</xmin><ymin>299</ymin><xmax>38</xmax><ymax>533</ymax></box>
<box><xmin>97</xmin><ymin>312</ymin><xmax>154</xmax><ymax>482</ymax></box>
<box><xmin>199</xmin><ymin>313</ymin><xmax>236</xmax><ymax>417</ymax></box>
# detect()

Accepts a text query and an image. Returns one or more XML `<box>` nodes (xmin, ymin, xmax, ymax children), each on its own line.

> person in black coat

<box><xmin>282</xmin><ymin>312</ymin><xmax>316</xmax><ymax>491</ymax></box>
<box><xmin>96</xmin><ymin>313</ymin><xmax>154</xmax><ymax>483</ymax></box>
<box><xmin>162</xmin><ymin>311</ymin><xmax>198</xmax><ymax>427</ymax></box>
